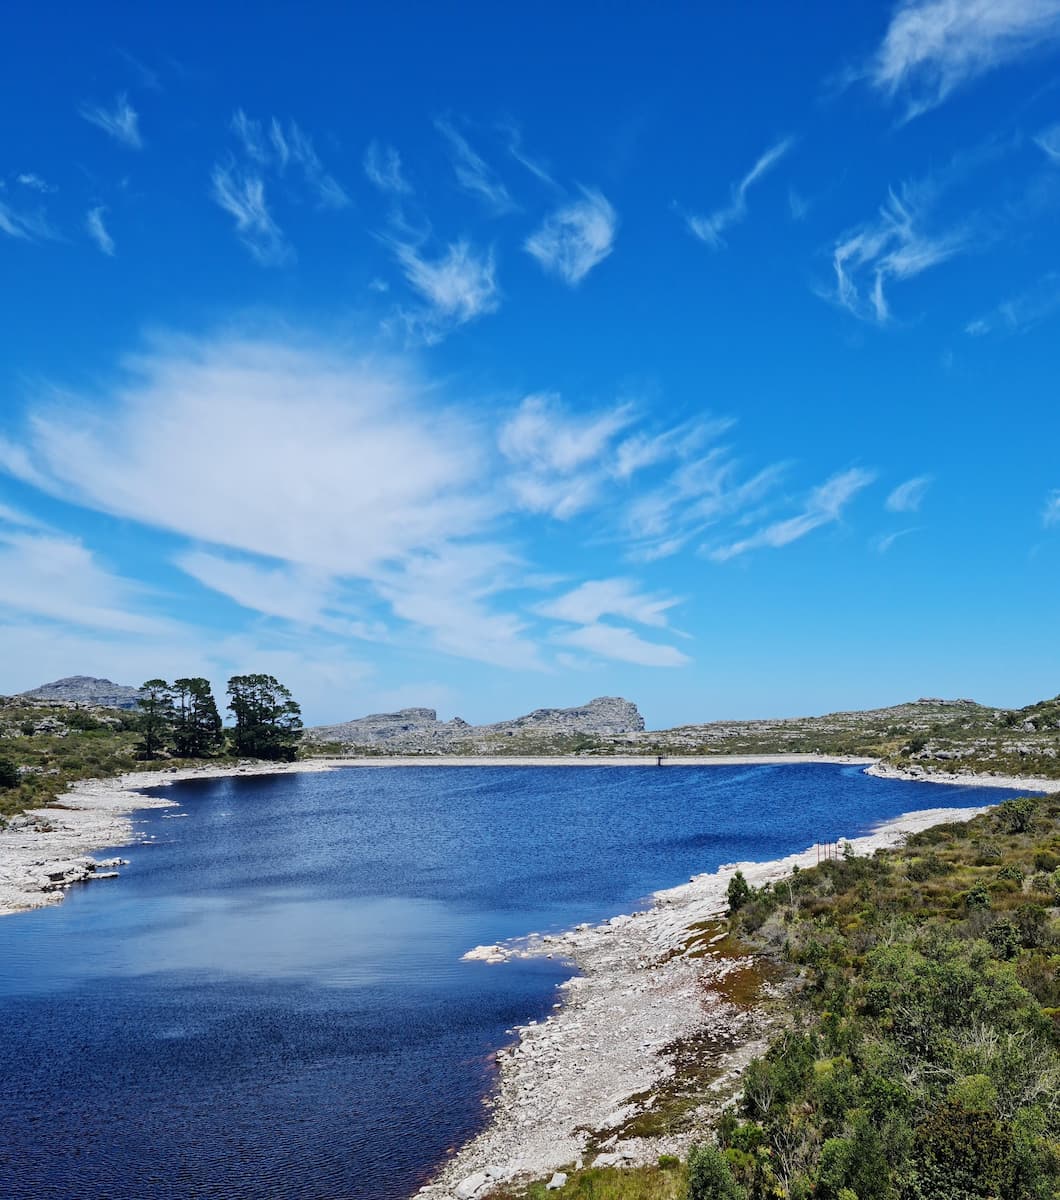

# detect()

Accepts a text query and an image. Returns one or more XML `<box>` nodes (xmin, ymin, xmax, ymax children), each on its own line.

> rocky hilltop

<box><xmin>18</xmin><ymin>676</ymin><xmax>143</xmax><ymax>711</ymax></box>
<box><xmin>306</xmin><ymin>696</ymin><xmax>644</xmax><ymax>753</ymax></box>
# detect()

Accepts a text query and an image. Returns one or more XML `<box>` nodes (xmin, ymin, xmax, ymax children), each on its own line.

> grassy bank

<box><xmin>0</xmin><ymin>698</ymin><xmax>237</xmax><ymax>820</ymax></box>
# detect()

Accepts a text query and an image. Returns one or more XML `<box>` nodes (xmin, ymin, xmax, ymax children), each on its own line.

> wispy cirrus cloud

<box><xmin>376</xmin><ymin>545</ymin><xmax>544</xmax><ymax>670</ymax></box>
<box><xmin>364</xmin><ymin>140</ymin><xmax>412</xmax><ymax>194</ymax></box>
<box><xmin>0</xmin><ymin>528</ymin><xmax>176</xmax><ymax>636</ymax></box>
<box><xmin>210</xmin><ymin>163</ymin><xmax>291</xmax><ymax>265</ymax></box>
<box><xmin>965</xmin><ymin>272</ymin><xmax>1060</xmax><ymax>335</ymax></box>
<box><xmin>1044</xmin><ymin>490</ymin><xmax>1060</xmax><ymax>527</ymax></box>
<box><xmin>886</xmin><ymin>474</ymin><xmax>932</xmax><ymax>512</ymax></box>
<box><xmin>85</xmin><ymin>207</ymin><xmax>115</xmax><ymax>256</ymax></box>
<box><xmin>623</xmin><ymin>431</ymin><xmax>786</xmax><ymax>562</ymax></box>
<box><xmin>229</xmin><ymin>110</ymin><xmax>349</xmax><ymax>208</ymax></box>
<box><xmin>15</xmin><ymin>173</ymin><xmax>54</xmax><ymax>193</ymax></box>
<box><xmin>499</xmin><ymin>393</ymin><xmax>634</xmax><ymax>518</ymax></box>
<box><xmin>176</xmin><ymin>549</ymin><xmax>382</xmax><ymax>639</ymax></box>
<box><xmin>525</xmin><ymin>188</ymin><xmax>617</xmax><ymax>285</ymax></box>
<box><xmin>435</xmin><ymin>117</ymin><xmax>516</xmax><ymax>214</ymax></box>
<box><xmin>392</xmin><ymin>238</ymin><xmax>499</xmax><ymax>336</ymax></box>
<box><xmin>708</xmin><ymin>467</ymin><xmax>876</xmax><ymax>562</ymax></box>
<box><xmin>554</xmin><ymin>621</ymin><xmax>690</xmax><ymax>668</ymax></box>
<box><xmin>1038</xmin><ymin>123</ymin><xmax>1060</xmax><ymax>162</ymax></box>
<box><xmin>0</xmin><ymin>198</ymin><xmax>56</xmax><ymax>241</ymax></box>
<box><xmin>825</xmin><ymin>184</ymin><xmax>968</xmax><ymax>322</ymax></box>
<box><xmin>874</xmin><ymin>528</ymin><xmax>919</xmax><ymax>554</ymax></box>
<box><xmin>686</xmin><ymin>137</ymin><xmax>793</xmax><ymax>248</ymax></box>
<box><xmin>537</xmin><ymin>578</ymin><xmax>680</xmax><ymax>629</ymax></box>
<box><xmin>80</xmin><ymin>93</ymin><xmax>142</xmax><ymax>148</ymax></box>
<box><xmin>864</xmin><ymin>0</ymin><xmax>1060</xmax><ymax>121</ymax></box>
<box><xmin>501</xmin><ymin>122</ymin><xmax>556</xmax><ymax>187</ymax></box>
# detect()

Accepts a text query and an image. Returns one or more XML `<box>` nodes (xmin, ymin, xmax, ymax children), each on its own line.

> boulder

<box><xmin>454</xmin><ymin>1172</ymin><xmax>489</xmax><ymax>1199</ymax></box>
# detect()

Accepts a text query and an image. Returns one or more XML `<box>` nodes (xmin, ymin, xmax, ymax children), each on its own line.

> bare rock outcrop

<box><xmin>306</xmin><ymin>697</ymin><xmax>644</xmax><ymax>753</ymax></box>
<box><xmin>17</xmin><ymin>676</ymin><xmax>143</xmax><ymax>710</ymax></box>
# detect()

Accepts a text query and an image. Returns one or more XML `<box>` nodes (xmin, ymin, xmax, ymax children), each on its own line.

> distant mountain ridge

<box><xmin>17</xmin><ymin>676</ymin><xmax>144</xmax><ymax>711</ymax></box>
<box><xmin>305</xmin><ymin>696</ymin><xmax>645</xmax><ymax>751</ymax></box>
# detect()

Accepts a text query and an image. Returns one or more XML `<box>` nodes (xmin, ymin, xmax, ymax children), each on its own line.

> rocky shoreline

<box><xmin>0</xmin><ymin>758</ymin><xmax>345</xmax><ymax>917</ymax></box>
<box><xmin>418</xmin><ymin>799</ymin><xmax>1021</xmax><ymax>1200</ymax></box>
<box><xmin>865</xmin><ymin>760</ymin><xmax>1060</xmax><ymax>793</ymax></box>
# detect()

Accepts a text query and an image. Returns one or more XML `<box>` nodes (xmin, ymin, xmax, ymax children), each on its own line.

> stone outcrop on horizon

<box><xmin>17</xmin><ymin>676</ymin><xmax>144</xmax><ymax>710</ymax></box>
<box><xmin>305</xmin><ymin>696</ymin><xmax>645</xmax><ymax>752</ymax></box>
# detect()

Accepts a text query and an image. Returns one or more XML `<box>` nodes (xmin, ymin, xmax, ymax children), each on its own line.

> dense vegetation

<box><xmin>0</xmin><ymin>673</ymin><xmax>303</xmax><ymax>818</ymax></box>
<box><xmin>698</xmin><ymin>795</ymin><xmax>1060</xmax><ymax>1199</ymax></box>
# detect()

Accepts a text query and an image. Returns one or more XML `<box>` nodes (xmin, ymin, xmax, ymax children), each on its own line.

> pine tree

<box><xmin>226</xmin><ymin>674</ymin><xmax>303</xmax><ymax>761</ymax></box>
<box><xmin>138</xmin><ymin>679</ymin><xmax>175</xmax><ymax>759</ymax></box>
<box><xmin>171</xmin><ymin>677</ymin><xmax>224</xmax><ymax>758</ymax></box>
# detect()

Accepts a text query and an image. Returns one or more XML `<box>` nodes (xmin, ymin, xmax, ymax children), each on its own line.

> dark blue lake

<box><xmin>0</xmin><ymin>763</ymin><xmax>1031</xmax><ymax>1199</ymax></box>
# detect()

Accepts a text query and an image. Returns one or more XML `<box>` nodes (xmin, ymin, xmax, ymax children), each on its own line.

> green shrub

<box><xmin>687</xmin><ymin>1144</ymin><xmax>746</xmax><ymax>1200</ymax></box>
<box><xmin>727</xmin><ymin>870</ymin><xmax>753</xmax><ymax>915</ymax></box>
<box><xmin>0</xmin><ymin>758</ymin><xmax>19</xmax><ymax>789</ymax></box>
<box><xmin>994</xmin><ymin>798</ymin><xmax>1037</xmax><ymax>835</ymax></box>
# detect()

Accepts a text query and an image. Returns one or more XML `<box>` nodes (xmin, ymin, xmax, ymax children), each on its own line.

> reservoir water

<box><xmin>0</xmin><ymin>763</ymin><xmax>1032</xmax><ymax>1199</ymax></box>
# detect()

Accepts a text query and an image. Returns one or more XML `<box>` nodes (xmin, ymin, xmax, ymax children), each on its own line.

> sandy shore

<box><xmin>419</xmin><ymin>802</ymin><xmax>995</xmax><ymax>1199</ymax></box>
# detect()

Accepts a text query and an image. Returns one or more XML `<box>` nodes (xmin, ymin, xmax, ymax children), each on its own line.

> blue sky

<box><xmin>1</xmin><ymin>1</ymin><xmax>1059</xmax><ymax>727</ymax></box>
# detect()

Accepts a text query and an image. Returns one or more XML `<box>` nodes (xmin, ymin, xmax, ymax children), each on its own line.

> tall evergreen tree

<box><xmin>171</xmin><ymin>677</ymin><xmax>224</xmax><ymax>758</ymax></box>
<box><xmin>138</xmin><ymin>679</ymin><xmax>175</xmax><ymax>759</ymax></box>
<box><xmin>226</xmin><ymin>674</ymin><xmax>303</xmax><ymax>761</ymax></box>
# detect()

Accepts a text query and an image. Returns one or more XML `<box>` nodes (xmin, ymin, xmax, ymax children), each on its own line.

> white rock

<box><xmin>546</xmin><ymin>1172</ymin><xmax>567</xmax><ymax>1190</ymax></box>
<box><xmin>454</xmin><ymin>1172</ymin><xmax>489</xmax><ymax>1199</ymax></box>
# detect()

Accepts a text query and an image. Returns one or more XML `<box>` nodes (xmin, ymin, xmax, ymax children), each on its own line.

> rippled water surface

<box><xmin>0</xmin><ymin>763</ymin><xmax>1031</xmax><ymax>1199</ymax></box>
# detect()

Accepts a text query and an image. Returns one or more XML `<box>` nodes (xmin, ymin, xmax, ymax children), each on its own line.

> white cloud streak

<box><xmin>211</xmin><ymin>163</ymin><xmax>291</xmax><ymax>265</ymax></box>
<box><xmin>501</xmin><ymin>123</ymin><xmax>556</xmax><ymax>187</ymax></box>
<box><xmin>364</xmin><ymin>140</ymin><xmax>412</xmax><ymax>194</ymax></box>
<box><xmin>16</xmin><ymin>173</ymin><xmax>54</xmax><ymax>193</ymax></box>
<box><xmin>435</xmin><ymin>117</ymin><xmax>516</xmax><ymax>214</ymax></box>
<box><xmin>885</xmin><ymin>474</ymin><xmax>932</xmax><ymax>512</ymax></box>
<box><xmin>687</xmin><ymin>137</ymin><xmax>793</xmax><ymax>248</ymax></box>
<box><xmin>499</xmin><ymin>393</ymin><xmax>634</xmax><ymax>518</ymax></box>
<box><xmin>0</xmin><ymin>199</ymin><xmax>55</xmax><ymax>241</ymax></box>
<box><xmin>555</xmin><ymin>622</ymin><xmax>690</xmax><ymax>668</ymax></box>
<box><xmin>537</xmin><ymin>578</ymin><xmax>679</xmax><ymax>628</ymax></box>
<box><xmin>525</xmin><ymin>188</ymin><xmax>618</xmax><ymax>285</ymax></box>
<box><xmin>176</xmin><ymin>550</ymin><xmax>380</xmax><ymax>638</ymax></box>
<box><xmin>867</xmin><ymin>0</ymin><xmax>1060</xmax><ymax>120</ymax></box>
<box><xmin>393</xmin><ymin>238</ymin><xmax>499</xmax><ymax>332</ymax></box>
<box><xmin>85</xmin><ymin>206</ymin><xmax>115</xmax><ymax>256</ymax></box>
<box><xmin>965</xmin><ymin>272</ymin><xmax>1060</xmax><ymax>335</ymax></box>
<box><xmin>1044</xmin><ymin>490</ymin><xmax>1060</xmax><ymax>527</ymax></box>
<box><xmin>80</xmin><ymin>93</ymin><xmax>142</xmax><ymax>148</ymax></box>
<box><xmin>0</xmin><ymin>529</ymin><xmax>176</xmax><ymax>636</ymax></box>
<box><xmin>827</xmin><ymin>185</ymin><xmax>967</xmax><ymax>322</ymax></box>
<box><xmin>1038</xmin><ymin>123</ymin><xmax>1060</xmax><ymax>163</ymax></box>
<box><xmin>709</xmin><ymin>467</ymin><xmax>876</xmax><ymax>561</ymax></box>
<box><xmin>875</xmin><ymin>528</ymin><xmax>918</xmax><ymax>554</ymax></box>
<box><xmin>228</xmin><ymin>110</ymin><xmax>350</xmax><ymax>208</ymax></box>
